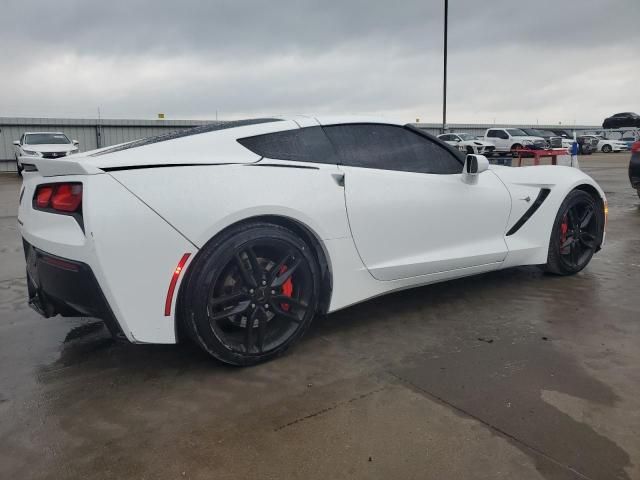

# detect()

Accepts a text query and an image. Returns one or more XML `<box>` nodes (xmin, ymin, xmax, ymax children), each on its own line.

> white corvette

<box><xmin>18</xmin><ymin>116</ymin><xmax>607</xmax><ymax>365</ymax></box>
<box><xmin>437</xmin><ymin>132</ymin><xmax>496</xmax><ymax>155</ymax></box>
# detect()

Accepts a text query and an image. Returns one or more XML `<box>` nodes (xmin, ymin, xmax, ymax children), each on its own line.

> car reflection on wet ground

<box><xmin>0</xmin><ymin>153</ymin><xmax>639</xmax><ymax>480</ymax></box>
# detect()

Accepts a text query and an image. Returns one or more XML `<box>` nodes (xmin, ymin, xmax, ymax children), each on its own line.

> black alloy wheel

<box><xmin>180</xmin><ymin>222</ymin><xmax>320</xmax><ymax>366</ymax></box>
<box><xmin>545</xmin><ymin>190</ymin><xmax>603</xmax><ymax>275</ymax></box>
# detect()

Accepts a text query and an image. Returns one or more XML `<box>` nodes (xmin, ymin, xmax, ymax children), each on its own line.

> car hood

<box><xmin>513</xmin><ymin>136</ymin><xmax>546</xmax><ymax>142</ymax></box>
<box><xmin>23</xmin><ymin>144</ymin><xmax>75</xmax><ymax>152</ymax></box>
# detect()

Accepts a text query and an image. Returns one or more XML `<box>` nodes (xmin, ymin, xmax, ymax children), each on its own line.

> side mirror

<box><xmin>463</xmin><ymin>154</ymin><xmax>489</xmax><ymax>183</ymax></box>
<box><xmin>13</xmin><ymin>140</ymin><xmax>20</xmax><ymax>146</ymax></box>
<box><xmin>73</xmin><ymin>140</ymin><xmax>79</xmax><ymax>146</ymax></box>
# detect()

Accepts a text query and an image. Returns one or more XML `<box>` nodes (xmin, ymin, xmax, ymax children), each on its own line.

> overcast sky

<box><xmin>1</xmin><ymin>0</ymin><xmax>638</xmax><ymax>124</ymax></box>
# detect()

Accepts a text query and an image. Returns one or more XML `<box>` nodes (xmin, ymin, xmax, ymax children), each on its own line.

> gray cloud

<box><xmin>1</xmin><ymin>0</ymin><xmax>638</xmax><ymax>123</ymax></box>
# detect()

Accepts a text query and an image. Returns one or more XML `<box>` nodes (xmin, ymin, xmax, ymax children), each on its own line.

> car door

<box><xmin>323</xmin><ymin>124</ymin><xmax>511</xmax><ymax>281</ymax></box>
<box><xmin>486</xmin><ymin>129</ymin><xmax>503</xmax><ymax>150</ymax></box>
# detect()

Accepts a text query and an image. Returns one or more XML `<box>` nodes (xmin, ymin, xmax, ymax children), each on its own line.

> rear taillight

<box><xmin>631</xmin><ymin>141</ymin><xmax>640</xmax><ymax>154</ymax></box>
<box><xmin>34</xmin><ymin>183</ymin><xmax>83</xmax><ymax>213</ymax></box>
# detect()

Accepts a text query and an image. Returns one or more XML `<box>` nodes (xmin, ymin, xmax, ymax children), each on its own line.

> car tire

<box><xmin>510</xmin><ymin>144</ymin><xmax>523</xmax><ymax>158</ymax></box>
<box><xmin>15</xmin><ymin>157</ymin><xmax>23</xmax><ymax>176</ymax></box>
<box><xmin>544</xmin><ymin>190</ymin><xmax>603</xmax><ymax>276</ymax></box>
<box><xmin>179</xmin><ymin>221</ymin><xmax>321</xmax><ymax>366</ymax></box>
<box><xmin>466</xmin><ymin>146</ymin><xmax>475</xmax><ymax>154</ymax></box>
<box><xmin>601</xmin><ymin>144</ymin><xmax>612</xmax><ymax>153</ymax></box>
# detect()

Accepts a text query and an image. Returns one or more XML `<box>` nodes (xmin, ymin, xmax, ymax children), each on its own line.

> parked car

<box><xmin>603</xmin><ymin>112</ymin><xmax>640</xmax><ymax>129</ymax></box>
<box><xmin>483</xmin><ymin>128</ymin><xmax>546</xmax><ymax>153</ymax></box>
<box><xmin>13</xmin><ymin>132</ymin><xmax>79</xmax><ymax>175</ymax></box>
<box><xmin>577</xmin><ymin>136</ymin><xmax>598</xmax><ymax>155</ymax></box>
<box><xmin>520</xmin><ymin>128</ymin><xmax>571</xmax><ymax>149</ymax></box>
<box><xmin>620</xmin><ymin>131</ymin><xmax>639</xmax><ymax>150</ymax></box>
<box><xmin>580</xmin><ymin>135</ymin><xmax>628</xmax><ymax>153</ymax></box>
<box><xmin>630</xmin><ymin>141</ymin><xmax>640</xmax><ymax>199</ymax></box>
<box><xmin>18</xmin><ymin>116</ymin><xmax>607</xmax><ymax>366</ymax></box>
<box><xmin>437</xmin><ymin>133</ymin><xmax>496</xmax><ymax>155</ymax></box>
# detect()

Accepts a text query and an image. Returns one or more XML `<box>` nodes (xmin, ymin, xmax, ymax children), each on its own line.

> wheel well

<box><xmin>574</xmin><ymin>184</ymin><xmax>602</xmax><ymax>206</ymax></box>
<box><xmin>573</xmin><ymin>184</ymin><xmax>605</xmax><ymax>249</ymax></box>
<box><xmin>198</xmin><ymin>215</ymin><xmax>333</xmax><ymax>315</ymax></box>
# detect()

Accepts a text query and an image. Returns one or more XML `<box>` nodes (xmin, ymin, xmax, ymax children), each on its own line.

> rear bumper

<box><xmin>23</xmin><ymin>239</ymin><xmax>125</xmax><ymax>338</ymax></box>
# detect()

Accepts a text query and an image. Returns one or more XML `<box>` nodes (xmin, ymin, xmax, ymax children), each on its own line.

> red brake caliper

<box><xmin>560</xmin><ymin>215</ymin><xmax>568</xmax><ymax>247</ymax></box>
<box><xmin>278</xmin><ymin>265</ymin><xmax>294</xmax><ymax>311</ymax></box>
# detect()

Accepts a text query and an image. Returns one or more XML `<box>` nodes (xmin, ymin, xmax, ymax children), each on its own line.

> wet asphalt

<box><xmin>0</xmin><ymin>153</ymin><xmax>638</xmax><ymax>480</ymax></box>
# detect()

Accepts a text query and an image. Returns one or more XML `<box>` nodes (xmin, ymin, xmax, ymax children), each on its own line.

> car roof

<box><xmin>23</xmin><ymin>131</ymin><xmax>66</xmax><ymax>135</ymax></box>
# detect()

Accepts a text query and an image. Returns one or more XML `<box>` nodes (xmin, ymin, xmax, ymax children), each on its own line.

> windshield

<box><xmin>524</xmin><ymin>129</ymin><xmax>548</xmax><ymax>136</ymax></box>
<box><xmin>457</xmin><ymin>133</ymin><xmax>474</xmax><ymax>140</ymax></box>
<box><xmin>25</xmin><ymin>133</ymin><xmax>70</xmax><ymax>145</ymax></box>
<box><xmin>506</xmin><ymin>128</ymin><xmax>527</xmax><ymax>136</ymax></box>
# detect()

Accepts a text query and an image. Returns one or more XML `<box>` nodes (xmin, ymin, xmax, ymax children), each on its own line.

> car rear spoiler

<box><xmin>21</xmin><ymin>156</ymin><xmax>103</xmax><ymax>177</ymax></box>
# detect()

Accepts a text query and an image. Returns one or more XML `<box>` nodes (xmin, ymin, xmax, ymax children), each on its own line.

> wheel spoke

<box><xmin>210</xmin><ymin>300</ymin><xmax>251</xmax><ymax>322</ymax></box>
<box><xmin>235</xmin><ymin>253</ymin><xmax>258</xmax><ymax>288</ymax></box>
<box><xmin>561</xmin><ymin>235</ymin><xmax>575</xmax><ymax>249</ymax></box>
<box><xmin>567</xmin><ymin>208</ymin><xmax>579</xmax><ymax>231</ymax></box>
<box><xmin>579</xmin><ymin>237</ymin><xmax>595</xmax><ymax>249</ymax></box>
<box><xmin>272</xmin><ymin>295</ymin><xmax>308</xmax><ymax>310</ymax></box>
<box><xmin>244</xmin><ymin>308</ymin><xmax>257</xmax><ymax>352</ymax></box>
<box><xmin>244</xmin><ymin>247</ymin><xmax>263</xmax><ymax>282</ymax></box>
<box><xmin>269</xmin><ymin>300</ymin><xmax>302</xmax><ymax>323</ymax></box>
<box><xmin>570</xmin><ymin>241</ymin><xmax>579</xmax><ymax>265</ymax></box>
<box><xmin>271</xmin><ymin>257</ymin><xmax>301</xmax><ymax>287</ymax></box>
<box><xmin>257</xmin><ymin>308</ymin><xmax>267</xmax><ymax>353</ymax></box>
<box><xmin>210</xmin><ymin>291</ymin><xmax>249</xmax><ymax>307</ymax></box>
<box><xmin>268</xmin><ymin>250</ymin><xmax>295</xmax><ymax>284</ymax></box>
<box><xmin>580</xmin><ymin>207</ymin><xmax>594</xmax><ymax>229</ymax></box>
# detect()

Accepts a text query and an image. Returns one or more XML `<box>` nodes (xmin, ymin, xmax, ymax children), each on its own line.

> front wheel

<box><xmin>544</xmin><ymin>190</ymin><xmax>603</xmax><ymax>275</ymax></box>
<box><xmin>15</xmin><ymin>157</ymin><xmax>23</xmax><ymax>176</ymax></box>
<box><xmin>180</xmin><ymin>222</ymin><xmax>320</xmax><ymax>366</ymax></box>
<box><xmin>601</xmin><ymin>144</ymin><xmax>612</xmax><ymax>153</ymax></box>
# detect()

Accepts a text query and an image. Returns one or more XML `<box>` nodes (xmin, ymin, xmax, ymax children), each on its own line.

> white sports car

<box><xmin>437</xmin><ymin>132</ymin><xmax>496</xmax><ymax>155</ymax></box>
<box><xmin>18</xmin><ymin>116</ymin><xmax>607</xmax><ymax>366</ymax></box>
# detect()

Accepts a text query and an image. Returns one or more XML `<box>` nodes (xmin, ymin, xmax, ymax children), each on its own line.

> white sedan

<box><xmin>438</xmin><ymin>133</ymin><xmax>496</xmax><ymax>155</ymax></box>
<box><xmin>598</xmin><ymin>137</ymin><xmax>628</xmax><ymax>153</ymax></box>
<box><xmin>13</xmin><ymin>132</ymin><xmax>79</xmax><ymax>175</ymax></box>
<box><xmin>18</xmin><ymin>116</ymin><xmax>607</xmax><ymax>365</ymax></box>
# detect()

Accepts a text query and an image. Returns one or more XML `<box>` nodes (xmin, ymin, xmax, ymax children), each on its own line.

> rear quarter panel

<box><xmin>109</xmin><ymin>162</ymin><xmax>352</xmax><ymax>247</ymax></box>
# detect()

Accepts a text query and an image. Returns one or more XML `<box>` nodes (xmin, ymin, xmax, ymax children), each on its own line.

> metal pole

<box><xmin>442</xmin><ymin>0</ymin><xmax>448</xmax><ymax>134</ymax></box>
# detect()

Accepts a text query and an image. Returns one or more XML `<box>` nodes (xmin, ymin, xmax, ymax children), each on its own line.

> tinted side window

<box><xmin>487</xmin><ymin>130</ymin><xmax>498</xmax><ymax>138</ymax></box>
<box><xmin>323</xmin><ymin>124</ymin><xmax>462</xmax><ymax>174</ymax></box>
<box><xmin>237</xmin><ymin>126</ymin><xmax>338</xmax><ymax>164</ymax></box>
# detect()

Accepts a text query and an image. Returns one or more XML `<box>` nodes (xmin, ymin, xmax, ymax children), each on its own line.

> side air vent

<box><xmin>506</xmin><ymin>188</ymin><xmax>551</xmax><ymax>236</ymax></box>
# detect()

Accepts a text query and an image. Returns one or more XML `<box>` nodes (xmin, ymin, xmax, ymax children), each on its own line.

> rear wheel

<box><xmin>510</xmin><ymin>143</ymin><xmax>523</xmax><ymax>157</ymax></box>
<box><xmin>545</xmin><ymin>190</ymin><xmax>603</xmax><ymax>275</ymax></box>
<box><xmin>180</xmin><ymin>222</ymin><xmax>320</xmax><ymax>366</ymax></box>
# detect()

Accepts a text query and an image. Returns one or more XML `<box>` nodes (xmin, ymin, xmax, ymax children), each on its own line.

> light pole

<box><xmin>442</xmin><ymin>0</ymin><xmax>448</xmax><ymax>134</ymax></box>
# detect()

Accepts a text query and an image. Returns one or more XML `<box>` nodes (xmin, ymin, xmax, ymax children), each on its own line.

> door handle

<box><xmin>331</xmin><ymin>173</ymin><xmax>345</xmax><ymax>187</ymax></box>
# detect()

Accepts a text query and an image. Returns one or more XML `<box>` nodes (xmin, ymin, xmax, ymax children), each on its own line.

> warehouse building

<box><xmin>0</xmin><ymin>116</ymin><xmax>604</xmax><ymax>172</ymax></box>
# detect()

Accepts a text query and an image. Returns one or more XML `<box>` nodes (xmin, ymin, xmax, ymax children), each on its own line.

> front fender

<box><xmin>492</xmin><ymin>166</ymin><xmax>605</xmax><ymax>268</ymax></box>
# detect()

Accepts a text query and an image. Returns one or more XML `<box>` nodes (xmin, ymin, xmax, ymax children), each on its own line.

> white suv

<box><xmin>484</xmin><ymin>128</ymin><xmax>546</xmax><ymax>153</ymax></box>
<box><xmin>13</xmin><ymin>132</ymin><xmax>79</xmax><ymax>175</ymax></box>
